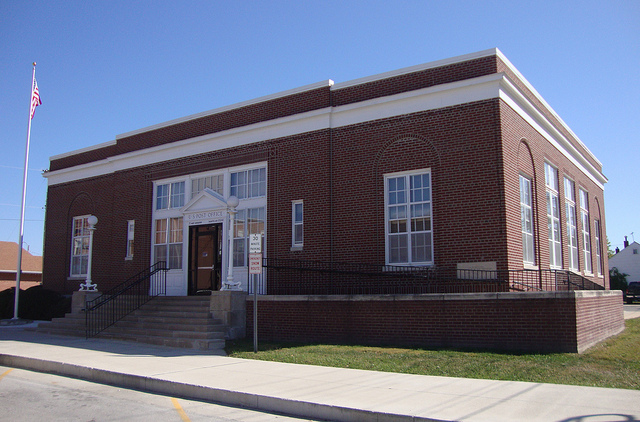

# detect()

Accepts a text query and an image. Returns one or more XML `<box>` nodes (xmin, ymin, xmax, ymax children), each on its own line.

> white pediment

<box><xmin>181</xmin><ymin>188</ymin><xmax>228</xmax><ymax>225</ymax></box>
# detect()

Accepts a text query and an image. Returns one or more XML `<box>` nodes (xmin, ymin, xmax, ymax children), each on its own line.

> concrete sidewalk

<box><xmin>0</xmin><ymin>325</ymin><xmax>639</xmax><ymax>422</ymax></box>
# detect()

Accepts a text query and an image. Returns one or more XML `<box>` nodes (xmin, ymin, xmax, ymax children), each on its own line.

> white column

<box><xmin>222</xmin><ymin>196</ymin><xmax>241</xmax><ymax>290</ymax></box>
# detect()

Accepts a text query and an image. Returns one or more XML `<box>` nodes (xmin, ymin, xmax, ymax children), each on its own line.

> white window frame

<box><xmin>70</xmin><ymin>215</ymin><xmax>91</xmax><ymax>277</ymax></box>
<box><xmin>579</xmin><ymin>188</ymin><xmax>592</xmax><ymax>274</ymax></box>
<box><xmin>564</xmin><ymin>178</ymin><xmax>579</xmax><ymax>272</ymax></box>
<box><xmin>384</xmin><ymin>169</ymin><xmax>433</xmax><ymax>266</ymax></box>
<box><xmin>125</xmin><ymin>220</ymin><xmax>135</xmax><ymax>260</ymax></box>
<box><xmin>520</xmin><ymin>175</ymin><xmax>536</xmax><ymax>266</ymax></box>
<box><xmin>545</xmin><ymin>164</ymin><xmax>562</xmax><ymax>269</ymax></box>
<box><xmin>292</xmin><ymin>200</ymin><xmax>303</xmax><ymax>250</ymax></box>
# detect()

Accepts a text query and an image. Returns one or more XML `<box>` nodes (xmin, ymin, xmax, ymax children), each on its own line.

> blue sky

<box><xmin>1</xmin><ymin>0</ymin><xmax>638</xmax><ymax>257</ymax></box>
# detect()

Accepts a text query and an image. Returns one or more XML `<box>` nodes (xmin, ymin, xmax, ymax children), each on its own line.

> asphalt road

<box><xmin>0</xmin><ymin>366</ymin><xmax>315</xmax><ymax>422</ymax></box>
<box><xmin>624</xmin><ymin>303</ymin><xmax>640</xmax><ymax>319</ymax></box>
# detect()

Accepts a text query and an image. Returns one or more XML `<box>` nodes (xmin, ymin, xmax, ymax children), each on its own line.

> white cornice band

<box><xmin>45</xmin><ymin>54</ymin><xmax>606</xmax><ymax>190</ymax></box>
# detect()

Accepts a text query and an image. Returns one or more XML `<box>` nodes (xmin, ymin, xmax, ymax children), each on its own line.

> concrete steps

<box><xmin>32</xmin><ymin>297</ymin><xmax>228</xmax><ymax>352</ymax></box>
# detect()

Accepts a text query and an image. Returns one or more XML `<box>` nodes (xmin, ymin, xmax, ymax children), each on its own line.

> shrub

<box><xmin>0</xmin><ymin>286</ymin><xmax>71</xmax><ymax>320</ymax></box>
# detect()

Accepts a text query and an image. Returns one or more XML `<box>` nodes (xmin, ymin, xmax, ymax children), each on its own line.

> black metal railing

<box><xmin>85</xmin><ymin>261</ymin><xmax>168</xmax><ymax>338</ymax></box>
<box><xmin>253</xmin><ymin>258</ymin><xmax>604</xmax><ymax>295</ymax></box>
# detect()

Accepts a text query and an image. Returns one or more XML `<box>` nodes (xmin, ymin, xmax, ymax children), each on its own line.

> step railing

<box><xmin>85</xmin><ymin>261</ymin><xmax>168</xmax><ymax>338</ymax></box>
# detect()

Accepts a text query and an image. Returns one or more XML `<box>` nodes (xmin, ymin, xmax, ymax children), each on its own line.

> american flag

<box><xmin>30</xmin><ymin>79</ymin><xmax>41</xmax><ymax>119</ymax></box>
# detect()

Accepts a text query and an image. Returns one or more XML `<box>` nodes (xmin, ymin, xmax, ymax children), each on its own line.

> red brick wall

<box><xmin>247</xmin><ymin>291</ymin><xmax>624</xmax><ymax>353</ymax></box>
<box><xmin>44</xmin><ymin>143</ymin><xmax>275</xmax><ymax>294</ymax></box>
<box><xmin>575</xmin><ymin>291</ymin><xmax>624</xmax><ymax>352</ymax></box>
<box><xmin>332</xmin><ymin>56</ymin><xmax>498</xmax><ymax>107</ymax></box>
<box><xmin>500</xmin><ymin>102</ymin><xmax>607</xmax><ymax>287</ymax></box>
<box><xmin>50</xmin><ymin>87</ymin><xmax>331</xmax><ymax>172</ymax></box>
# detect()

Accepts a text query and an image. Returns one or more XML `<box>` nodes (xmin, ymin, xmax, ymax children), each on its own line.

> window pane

<box><xmin>233</xmin><ymin>238</ymin><xmax>245</xmax><ymax>267</ymax></box>
<box><xmin>411</xmin><ymin>232</ymin><xmax>432</xmax><ymax>263</ymax></box>
<box><xmin>155</xmin><ymin>219</ymin><xmax>167</xmax><ymax>244</ymax></box>
<box><xmin>170</xmin><ymin>218</ymin><xmax>183</xmax><ymax>243</ymax></box>
<box><xmin>154</xmin><ymin>245</ymin><xmax>167</xmax><ymax>265</ymax></box>
<box><xmin>156</xmin><ymin>184</ymin><xmax>169</xmax><ymax>210</ymax></box>
<box><xmin>248</xmin><ymin>207</ymin><xmax>265</xmax><ymax>234</ymax></box>
<box><xmin>389</xmin><ymin>234</ymin><xmax>408</xmax><ymax>263</ymax></box>
<box><xmin>170</xmin><ymin>182</ymin><xmax>185</xmax><ymax>208</ymax></box>
<box><xmin>294</xmin><ymin>225</ymin><xmax>303</xmax><ymax>245</ymax></box>
<box><xmin>294</xmin><ymin>203</ymin><xmax>303</xmax><ymax>223</ymax></box>
<box><xmin>234</xmin><ymin>210</ymin><xmax>245</xmax><ymax>238</ymax></box>
<box><xmin>410</xmin><ymin>174</ymin><xmax>431</xmax><ymax>203</ymax></box>
<box><xmin>168</xmin><ymin>244</ymin><xmax>182</xmax><ymax>269</ymax></box>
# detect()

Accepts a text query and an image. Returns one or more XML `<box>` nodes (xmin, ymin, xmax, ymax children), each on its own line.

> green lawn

<box><xmin>226</xmin><ymin>318</ymin><xmax>640</xmax><ymax>390</ymax></box>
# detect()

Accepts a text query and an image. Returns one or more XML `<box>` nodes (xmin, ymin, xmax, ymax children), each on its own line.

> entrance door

<box><xmin>188</xmin><ymin>224</ymin><xmax>223</xmax><ymax>295</ymax></box>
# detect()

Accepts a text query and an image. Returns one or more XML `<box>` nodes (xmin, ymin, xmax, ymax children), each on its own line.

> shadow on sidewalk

<box><xmin>0</xmin><ymin>325</ymin><xmax>221</xmax><ymax>358</ymax></box>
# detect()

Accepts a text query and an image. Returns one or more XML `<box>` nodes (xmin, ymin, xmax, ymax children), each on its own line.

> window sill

<box><xmin>523</xmin><ymin>263</ymin><xmax>539</xmax><ymax>270</ymax></box>
<box><xmin>125</xmin><ymin>256</ymin><xmax>133</xmax><ymax>261</ymax></box>
<box><xmin>290</xmin><ymin>245</ymin><xmax>303</xmax><ymax>252</ymax></box>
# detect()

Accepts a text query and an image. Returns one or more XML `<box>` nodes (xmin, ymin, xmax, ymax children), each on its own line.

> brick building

<box><xmin>42</xmin><ymin>48</ymin><xmax>608</xmax><ymax>297</ymax></box>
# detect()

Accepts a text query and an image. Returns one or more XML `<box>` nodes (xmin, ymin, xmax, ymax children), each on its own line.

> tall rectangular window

<box><xmin>580</xmin><ymin>189</ymin><xmax>592</xmax><ymax>273</ymax></box>
<box><xmin>126</xmin><ymin>220</ymin><xmax>135</xmax><ymax>259</ymax></box>
<box><xmin>292</xmin><ymin>200</ymin><xmax>303</xmax><ymax>248</ymax></box>
<box><xmin>594</xmin><ymin>219</ymin><xmax>603</xmax><ymax>276</ymax></box>
<box><xmin>545</xmin><ymin>164</ymin><xmax>562</xmax><ymax>268</ymax></box>
<box><xmin>70</xmin><ymin>216</ymin><xmax>91</xmax><ymax>276</ymax></box>
<box><xmin>564</xmin><ymin>178</ymin><xmax>579</xmax><ymax>272</ymax></box>
<box><xmin>230</xmin><ymin>168</ymin><xmax>266</xmax><ymax>200</ymax></box>
<box><xmin>385</xmin><ymin>170</ymin><xmax>433</xmax><ymax>265</ymax></box>
<box><xmin>520</xmin><ymin>175</ymin><xmax>535</xmax><ymax>265</ymax></box>
<box><xmin>156</xmin><ymin>181</ymin><xmax>185</xmax><ymax>210</ymax></box>
<box><xmin>154</xmin><ymin>217</ymin><xmax>183</xmax><ymax>269</ymax></box>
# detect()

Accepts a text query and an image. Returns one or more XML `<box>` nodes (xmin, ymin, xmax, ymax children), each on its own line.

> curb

<box><xmin>0</xmin><ymin>353</ymin><xmax>447</xmax><ymax>422</ymax></box>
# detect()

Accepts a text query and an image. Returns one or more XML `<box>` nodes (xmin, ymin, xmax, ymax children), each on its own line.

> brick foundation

<box><xmin>246</xmin><ymin>291</ymin><xmax>624</xmax><ymax>353</ymax></box>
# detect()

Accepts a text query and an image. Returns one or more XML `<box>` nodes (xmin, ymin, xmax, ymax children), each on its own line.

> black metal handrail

<box><xmin>256</xmin><ymin>258</ymin><xmax>604</xmax><ymax>295</ymax></box>
<box><xmin>85</xmin><ymin>261</ymin><xmax>168</xmax><ymax>338</ymax></box>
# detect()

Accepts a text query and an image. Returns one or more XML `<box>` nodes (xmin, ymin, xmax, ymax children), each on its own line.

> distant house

<box><xmin>0</xmin><ymin>241</ymin><xmax>42</xmax><ymax>291</ymax></box>
<box><xmin>609</xmin><ymin>239</ymin><xmax>640</xmax><ymax>283</ymax></box>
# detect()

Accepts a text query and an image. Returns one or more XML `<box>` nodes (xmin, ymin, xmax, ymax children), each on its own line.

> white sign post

<box><xmin>248</xmin><ymin>234</ymin><xmax>262</xmax><ymax>352</ymax></box>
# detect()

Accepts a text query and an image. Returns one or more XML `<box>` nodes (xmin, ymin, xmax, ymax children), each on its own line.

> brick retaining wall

<box><xmin>246</xmin><ymin>291</ymin><xmax>624</xmax><ymax>353</ymax></box>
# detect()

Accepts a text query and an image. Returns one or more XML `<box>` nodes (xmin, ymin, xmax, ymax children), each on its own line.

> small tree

<box><xmin>609</xmin><ymin>267</ymin><xmax>629</xmax><ymax>291</ymax></box>
<box><xmin>607</xmin><ymin>237</ymin><xmax>615</xmax><ymax>258</ymax></box>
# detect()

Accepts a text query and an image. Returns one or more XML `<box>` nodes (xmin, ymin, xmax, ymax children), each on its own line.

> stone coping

<box><xmin>247</xmin><ymin>290</ymin><xmax>621</xmax><ymax>302</ymax></box>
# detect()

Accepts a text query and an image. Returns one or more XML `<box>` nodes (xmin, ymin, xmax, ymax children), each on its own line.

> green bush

<box><xmin>609</xmin><ymin>267</ymin><xmax>629</xmax><ymax>292</ymax></box>
<box><xmin>0</xmin><ymin>286</ymin><xmax>71</xmax><ymax>321</ymax></box>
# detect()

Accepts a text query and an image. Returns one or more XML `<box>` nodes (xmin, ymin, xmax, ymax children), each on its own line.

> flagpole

<box><xmin>13</xmin><ymin>62</ymin><xmax>37</xmax><ymax>320</ymax></box>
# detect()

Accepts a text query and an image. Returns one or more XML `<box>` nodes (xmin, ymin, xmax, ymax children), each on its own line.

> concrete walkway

<box><xmin>1</xmin><ymin>321</ymin><xmax>639</xmax><ymax>422</ymax></box>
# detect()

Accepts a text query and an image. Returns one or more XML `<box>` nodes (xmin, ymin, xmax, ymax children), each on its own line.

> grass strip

<box><xmin>227</xmin><ymin>318</ymin><xmax>640</xmax><ymax>390</ymax></box>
